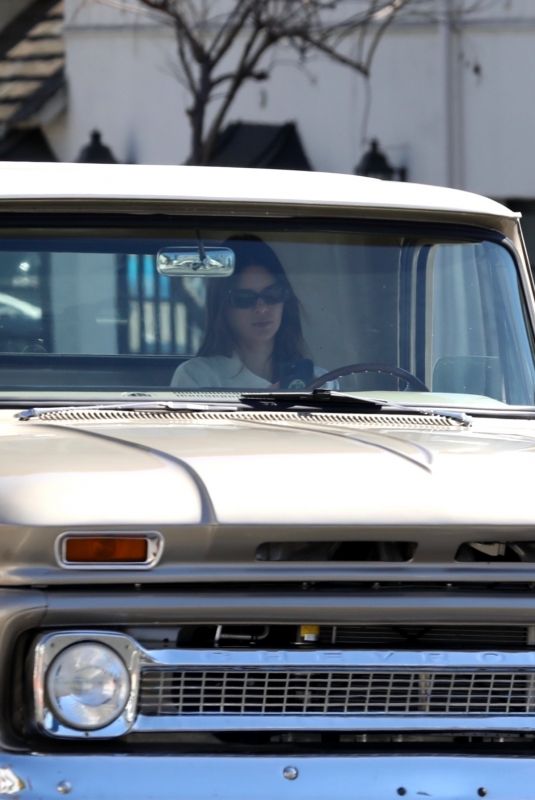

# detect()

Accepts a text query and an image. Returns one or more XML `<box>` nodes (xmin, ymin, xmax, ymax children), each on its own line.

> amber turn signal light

<box><xmin>64</xmin><ymin>536</ymin><xmax>149</xmax><ymax>564</ymax></box>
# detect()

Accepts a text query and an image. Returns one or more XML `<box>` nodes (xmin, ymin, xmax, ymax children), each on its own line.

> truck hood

<box><xmin>2</xmin><ymin>409</ymin><xmax>535</xmax><ymax>527</ymax></box>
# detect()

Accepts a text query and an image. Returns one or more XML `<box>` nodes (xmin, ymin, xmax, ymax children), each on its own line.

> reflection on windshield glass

<box><xmin>0</xmin><ymin>224</ymin><xmax>533</xmax><ymax>406</ymax></box>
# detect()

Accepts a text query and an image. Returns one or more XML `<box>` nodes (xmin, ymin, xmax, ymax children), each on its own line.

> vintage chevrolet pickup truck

<box><xmin>0</xmin><ymin>161</ymin><xmax>534</xmax><ymax>798</ymax></box>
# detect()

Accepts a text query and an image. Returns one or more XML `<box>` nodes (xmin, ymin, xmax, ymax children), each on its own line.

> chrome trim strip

<box><xmin>26</xmin><ymin>562</ymin><xmax>535</xmax><ymax>585</ymax></box>
<box><xmin>134</xmin><ymin>713</ymin><xmax>535</xmax><ymax>733</ymax></box>
<box><xmin>55</xmin><ymin>531</ymin><xmax>164</xmax><ymax>570</ymax></box>
<box><xmin>141</xmin><ymin>648</ymin><xmax>535</xmax><ymax>669</ymax></box>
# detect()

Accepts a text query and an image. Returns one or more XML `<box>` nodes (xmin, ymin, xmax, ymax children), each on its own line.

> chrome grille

<box><xmin>128</xmin><ymin>650</ymin><xmax>535</xmax><ymax>733</ymax></box>
<box><xmin>139</xmin><ymin>669</ymin><xmax>535</xmax><ymax>716</ymax></box>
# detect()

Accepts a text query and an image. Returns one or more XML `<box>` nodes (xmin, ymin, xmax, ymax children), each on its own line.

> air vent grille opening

<box><xmin>320</xmin><ymin>625</ymin><xmax>531</xmax><ymax>649</ymax></box>
<box><xmin>256</xmin><ymin>541</ymin><xmax>416</xmax><ymax>562</ymax></box>
<box><xmin>456</xmin><ymin>542</ymin><xmax>535</xmax><ymax>563</ymax></box>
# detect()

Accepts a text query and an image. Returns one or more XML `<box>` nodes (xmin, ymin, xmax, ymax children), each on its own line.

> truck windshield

<box><xmin>1</xmin><ymin>219</ymin><xmax>534</xmax><ymax>407</ymax></box>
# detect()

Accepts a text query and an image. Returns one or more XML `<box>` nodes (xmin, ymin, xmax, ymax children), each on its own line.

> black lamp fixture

<box><xmin>76</xmin><ymin>130</ymin><xmax>118</xmax><ymax>164</ymax></box>
<box><xmin>354</xmin><ymin>138</ymin><xmax>406</xmax><ymax>181</ymax></box>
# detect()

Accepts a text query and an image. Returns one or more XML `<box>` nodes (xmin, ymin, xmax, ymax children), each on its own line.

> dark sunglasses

<box><xmin>228</xmin><ymin>282</ymin><xmax>289</xmax><ymax>309</ymax></box>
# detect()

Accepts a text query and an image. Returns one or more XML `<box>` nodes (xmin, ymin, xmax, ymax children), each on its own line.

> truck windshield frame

<box><xmin>0</xmin><ymin>214</ymin><xmax>532</xmax><ymax>407</ymax></box>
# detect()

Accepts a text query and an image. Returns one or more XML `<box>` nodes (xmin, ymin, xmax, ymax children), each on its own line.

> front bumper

<box><xmin>3</xmin><ymin>754</ymin><xmax>535</xmax><ymax>799</ymax></box>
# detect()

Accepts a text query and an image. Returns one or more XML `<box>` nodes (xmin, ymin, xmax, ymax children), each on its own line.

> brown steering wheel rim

<box><xmin>308</xmin><ymin>362</ymin><xmax>429</xmax><ymax>391</ymax></box>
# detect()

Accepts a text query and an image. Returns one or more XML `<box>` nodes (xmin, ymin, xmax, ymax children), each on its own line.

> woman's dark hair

<box><xmin>197</xmin><ymin>234</ymin><xmax>305</xmax><ymax>373</ymax></box>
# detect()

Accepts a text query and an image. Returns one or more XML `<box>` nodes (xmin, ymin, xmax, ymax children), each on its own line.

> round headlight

<box><xmin>46</xmin><ymin>642</ymin><xmax>130</xmax><ymax>730</ymax></box>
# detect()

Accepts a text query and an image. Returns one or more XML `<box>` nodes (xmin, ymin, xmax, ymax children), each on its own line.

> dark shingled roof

<box><xmin>208</xmin><ymin>122</ymin><xmax>312</xmax><ymax>170</ymax></box>
<box><xmin>0</xmin><ymin>127</ymin><xmax>56</xmax><ymax>160</ymax></box>
<box><xmin>0</xmin><ymin>0</ymin><xmax>64</xmax><ymax>159</ymax></box>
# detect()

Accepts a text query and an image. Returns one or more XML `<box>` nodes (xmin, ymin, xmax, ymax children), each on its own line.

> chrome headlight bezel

<box><xmin>33</xmin><ymin>631</ymin><xmax>140</xmax><ymax>739</ymax></box>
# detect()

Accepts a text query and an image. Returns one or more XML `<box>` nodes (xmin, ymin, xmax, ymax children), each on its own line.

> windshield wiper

<box><xmin>240</xmin><ymin>389</ymin><xmax>472</xmax><ymax>425</ymax></box>
<box><xmin>241</xmin><ymin>389</ymin><xmax>384</xmax><ymax>411</ymax></box>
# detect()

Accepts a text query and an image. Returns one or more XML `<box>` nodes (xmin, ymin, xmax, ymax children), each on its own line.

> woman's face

<box><xmin>227</xmin><ymin>265</ymin><xmax>285</xmax><ymax>349</ymax></box>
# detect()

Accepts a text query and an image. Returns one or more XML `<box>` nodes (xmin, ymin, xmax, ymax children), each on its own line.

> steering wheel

<box><xmin>307</xmin><ymin>362</ymin><xmax>429</xmax><ymax>391</ymax></box>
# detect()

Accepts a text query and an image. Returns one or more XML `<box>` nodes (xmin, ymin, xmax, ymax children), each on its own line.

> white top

<box><xmin>171</xmin><ymin>354</ymin><xmax>334</xmax><ymax>390</ymax></box>
<box><xmin>172</xmin><ymin>355</ymin><xmax>274</xmax><ymax>390</ymax></box>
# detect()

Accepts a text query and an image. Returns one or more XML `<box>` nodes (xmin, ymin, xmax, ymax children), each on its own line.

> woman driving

<box><xmin>171</xmin><ymin>235</ymin><xmax>316</xmax><ymax>390</ymax></box>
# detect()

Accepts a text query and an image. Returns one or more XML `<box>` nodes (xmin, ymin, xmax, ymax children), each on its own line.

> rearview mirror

<box><xmin>156</xmin><ymin>246</ymin><xmax>235</xmax><ymax>277</ymax></box>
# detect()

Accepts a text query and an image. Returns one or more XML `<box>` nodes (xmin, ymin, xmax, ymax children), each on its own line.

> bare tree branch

<box><xmin>110</xmin><ymin>0</ymin><xmax>419</xmax><ymax>163</ymax></box>
<box><xmin>202</xmin><ymin>28</ymin><xmax>275</xmax><ymax>160</ymax></box>
<box><xmin>175</xmin><ymin>18</ymin><xmax>196</xmax><ymax>93</ymax></box>
<box><xmin>210</xmin><ymin>0</ymin><xmax>257</xmax><ymax>62</ymax></box>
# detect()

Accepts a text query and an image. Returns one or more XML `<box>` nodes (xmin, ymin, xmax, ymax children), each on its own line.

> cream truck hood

<box><xmin>0</xmin><ymin>409</ymin><xmax>533</xmax><ymax>527</ymax></box>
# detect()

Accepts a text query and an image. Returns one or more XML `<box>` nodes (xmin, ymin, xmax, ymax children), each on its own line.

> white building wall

<box><xmin>354</xmin><ymin>24</ymin><xmax>451</xmax><ymax>187</ymax></box>
<box><xmin>49</xmin><ymin>1</ymin><xmax>191</xmax><ymax>164</ymax></box>
<box><xmin>45</xmin><ymin>0</ymin><xmax>535</xmax><ymax>200</ymax></box>
<box><xmin>461</xmin><ymin>18</ymin><xmax>535</xmax><ymax>197</ymax></box>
